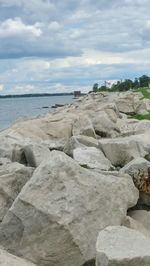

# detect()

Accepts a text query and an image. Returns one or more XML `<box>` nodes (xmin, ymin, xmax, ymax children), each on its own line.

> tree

<box><xmin>139</xmin><ymin>75</ymin><xmax>150</xmax><ymax>88</ymax></box>
<box><xmin>133</xmin><ymin>78</ymin><xmax>139</xmax><ymax>89</ymax></box>
<box><xmin>92</xmin><ymin>83</ymin><xmax>99</xmax><ymax>92</ymax></box>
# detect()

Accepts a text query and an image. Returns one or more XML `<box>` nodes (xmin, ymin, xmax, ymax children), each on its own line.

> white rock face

<box><xmin>73</xmin><ymin>147</ymin><xmax>113</xmax><ymax>171</ymax></box>
<box><xmin>92</xmin><ymin>111</ymin><xmax>120</xmax><ymax>138</ymax></box>
<box><xmin>23</xmin><ymin>144</ymin><xmax>51</xmax><ymax>167</ymax></box>
<box><xmin>0</xmin><ymin>151</ymin><xmax>138</xmax><ymax>266</ymax></box>
<box><xmin>0</xmin><ymin>248</ymin><xmax>37</xmax><ymax>266</ymax></box>
<box><xmin>2</xmin><ymin>110</ymin><xmax>78</xmax><ymax>141</ymax></box>
<box><xmin>115</xmin><ymin>96</ymin><xmax>135</xmax><ymax>114</ymax></box>
<box><xmin>0</xmin><ymin>135</ymin><xmax>25</xmax><ymax>163</ymax></box>
<box><xmin>99</xmin><ymin>137</ymin><xmax>142</xmax><ymax>167</ymax></box>
<box><xmin>136</xmin><ymin>98</ymin><xmax>150</xmax><ymax>114</ymax></box>
<box><xmin>72</xmin><ymin>115</ymin><xmax>96</xmax><ymax>138</ymax></box>
<box><xmin>63</xmin><ymin>135</ymin><xmax>99</xmax><ymax>156</ymax></box>
<box><xmin>117</xmin><ymin>118</ymin><xmax>150</xmax><ymax>136</ymax></box>
<box><xmin>96</xmin><ymin>226</ymin><xmax>150</xmax><ymax>266</ymax></box>
<box><xmin>0</xmin><ymin>162</ymin><xmax>34</xmax><ymax>220</ymax></box>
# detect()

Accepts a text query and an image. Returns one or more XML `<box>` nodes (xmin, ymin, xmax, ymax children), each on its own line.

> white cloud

<box><xmin>0</xmin><ymin>17</ymin><xmax>42</xmax><ymax>38</ymax></box>
<box><xmin>14</xmin><ymin>84</ymin><xmax>34</xmax><ymax>93</ymax></box>
<box><xmin>0</xmin><ymin>84</ymin><xmax>4</xmax><ymax>91</ymax></box>
<box><xmin>0</xmin><ymin>0</ymin><xmax>149</xmax><ymax>93</ymax></box>
<box><xmin>48</xmin><ymin>21</ymin><xmax>61</xmax><ymax>31</ymax></box>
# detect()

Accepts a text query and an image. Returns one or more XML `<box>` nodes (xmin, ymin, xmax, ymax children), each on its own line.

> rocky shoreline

<box><xmin>0</xmin><ymin>91</ymin><xmax>150</xmax><ymax>265</ymax></box>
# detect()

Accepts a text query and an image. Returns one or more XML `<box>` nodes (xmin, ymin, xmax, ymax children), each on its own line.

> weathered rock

<box><xmin>0</xmin><ymin>248</ymin><xmax>37</xmax><ymax>266</ymax></box>
<box><xmin>99</xmin><ymin>137</ymin><xmax>142</xmax><ymax>167</ymax></box>
<box><xmin>3</xmin><ymin>111</ymin><xmax>78</xmax><ymax>141</ymax></box>
<box><xmin>0</xmin><ymin>135</ymin><xmax>24</xmax><ymax>162</ymax></box>
<box><xmin>128</xmin><ymin>210</ymin><xmax>150</xmax><ymax>232</ymax></box>
<box><xmin>0</xmin><ymin>151</ymin><xmax>138</xmax><ymax>266</ymax></box>
<box><xmin>0</xmin><ymin>162</ymin><xmax>34</xmax><ymax>220</ymax></box>
<box><xmin>133</xmin><ymin>120</ymin><xmax>150</xmax><ymax>133</ymax></box>
<box><xmin>46</xmin><ymin>138</ymin><xmax>67</xmax><ymax>151</ymax></box>
<box><xmin>63</xmin><ymin>135</ymin><xmax>99</xmax><ymax>157</ymax></box>
<box><xmin>122</xmin><ymin>216</ymin><xmax>150</xmax><ymax>237</ymax></box>
<box><xmin>72</xmin><ymin>115</ymin><xmax>96</xmax><ymax>138</ymax></box>
<box><xmin>23</xmin><ymin>144</ymin><xmax>51</xmax><ymax>167</ymax></box>
<box><xmin>120</xmin><ymin>157</ymin><xmax>150</xmax><ymax>177</ymax></box>
<box><xmin>115</xmin><ymin>92</ymin><xmax>143</xmax><ymax>114</ymax></box>
<box><xmin>92</xmin><ymin>111</ymin><xmax>120</xmax><ymax>138</ymax></box>
<box><xmin>135</xmin><ymin>98</ymin><xmax>150</xmax><ymax>114</ymax></box>
<box><xmin>96</xmin><ymin>226</ymin><xmax>150</xmax><ymax>266</ymax></box>
<box><xmin>117</xmin><ymin>118</ymin><xmax>150</xmax><ymax>136</ymax></box>
<box><xmin>73</xmin><ymin>147</ymin><xmax>113</xmax><ymax>171</ymax></box>
<box><xmin>115</xmin><ymin>96</ymin><xmax>135</xmax><ymax>114</ymax></box>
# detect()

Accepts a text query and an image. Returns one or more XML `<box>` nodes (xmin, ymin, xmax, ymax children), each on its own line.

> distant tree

<box><xmin>139</xmin><ymin>75</ymin><xmax>150</xmax><ymax>88</ymax></box>
<box><xmin>90</xmin><ymin>75</ymin><xmax>150</xmax><ymax>94</ymax></box>
<box><xmin>133</xmin><ymin>78</ymin><xmax>139</xmax><ymax>89</ymax></box>
<box><xmin>92</xmin><ymin>83</ymin><xmax>99</xmax><ymax>92</ymax></box>
<box><xmin>98</xmin><ymin>85</ymin><xmax>107</xmax><ymax>91</ymax></box>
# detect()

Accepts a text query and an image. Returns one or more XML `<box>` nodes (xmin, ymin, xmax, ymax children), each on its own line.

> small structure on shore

<box><xmin>74</xmin><ymin>91</ymin><xmax>81</xmax><ymax>98</ymax></box>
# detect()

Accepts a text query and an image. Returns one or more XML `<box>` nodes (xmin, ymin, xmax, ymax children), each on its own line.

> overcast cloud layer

<box><xmin>0</xmin><ymin>0</ymin><xmax>149</xmax><ymax>94</ymax></box>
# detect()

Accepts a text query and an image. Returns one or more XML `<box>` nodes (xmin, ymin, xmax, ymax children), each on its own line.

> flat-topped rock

<box><xmin>96</xmin><ymin>226</ymin><xmax>150</xmax><ymax>266</ymax></box>
<box><xmin>73</xmin><ymin>147</ymin><xmax>113</xmax><ymax>171</ymax></box>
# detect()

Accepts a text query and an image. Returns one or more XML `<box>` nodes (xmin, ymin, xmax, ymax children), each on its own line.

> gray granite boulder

<box><xmin>0</xmin><ymin>162</ymin><xmax>34</xmax><ymax>221</ymax></box>
<box><xmin>0</xmin><ymin>151</ymin><xmax>138</xmax><ymax>266</ymax></box>
<box><xmin>73</xmin><ymin>147</ymin><xmax>113</xmax><ymax>171</ymax></box>
<box><xmin>96</xmin><ymin>226</ymin><xmax>150</xmax><ymax>266</ymax></box>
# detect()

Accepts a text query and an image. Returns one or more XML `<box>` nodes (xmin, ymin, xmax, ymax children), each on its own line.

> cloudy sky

<box><xmin>0</xmin><ymin>0</ymin><xmax>149</xmax><ymax>94</ymax></box>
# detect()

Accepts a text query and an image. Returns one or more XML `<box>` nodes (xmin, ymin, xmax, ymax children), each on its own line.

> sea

<box><xmin>0</xmin><ymin>95</ymin><xmax>74</xmax><ymax>131</ymax></box>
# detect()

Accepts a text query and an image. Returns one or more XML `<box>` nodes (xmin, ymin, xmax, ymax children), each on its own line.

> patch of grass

<box><xmin>138</xmin><ymin>87</ymin><xmax>150</xmax><ymax>99</ymax></box>
<box><xmin>130</xmin><ymin>113</ymin><xmax>150</xmax><ymax>120</ymax></box>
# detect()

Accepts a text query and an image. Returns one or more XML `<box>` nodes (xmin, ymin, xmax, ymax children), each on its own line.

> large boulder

<box><xmin>73</xmin><ymin>147</ymin><xmax>113</xmax><ymax>171</ymax></box>
<box><xmin>115</xmin><ymin>92</ymin><xmax>142</xmax><ymax>114</ymax></box>
<box><xmin>120</xmin><ymin>158</ymin><xmax>150</xmax><ymax>177</ymax></box>
<box><xmin>23</xmin><ymin>144</ymin><xmax>51</xmax><ymax>167</ymax></box>
<box><xmin>115</xmin><ymin>96</ymin><xmax>135</xmax><ymax>114</ymax></box>
<box><xmin>117</xmin><ymin>118</ymin><xmax>150</xmax><ymax>136</ymax></box>
<box><xmin>99</xmin><ymin>137</ymin><xmax>142</xmax><ymax>167</ymax></box>
<box><xmin>99</xmin><ymin>132</ymin><xmax>150</xmax><ymax>167</ymax></box>
<box><xmin>0</xmin><ymin>162</ymin><xmax>34</xmax><ymax>221</ymax></box>
<box><xmin>2</xmin><ymin>110</ymin><xmax>78</xmax><ymax>141</ymax></box>
<box><xmin>96</xmin><ymin>226</ymin><xmax>150</xmax><ymax>266</ymax></box>
<box><xmin>0</xmin><ymin>135</ymin><xmax>25</xmax><ymax>163</ymax></box>
<box><xmin>135</xmin><ymin>98</ymin><xmax>150</xmax><ymax>114</ymax></box>
<box><xmin>72</xmin><ymin>115</ymin><xmax>96</xmax><ymax>138</ymax></box>
<box><xmin>92</xmin><ymin>111</ymin><xmax>120</xmax><ymax>138</ymax></box>
<box><xmin>63</xmin><ymin>135</ymin><xmax>99</xmax><ymax>157</ymax></box>
<box><xmin>0</xmin><ymin>151</ymin><xmax>138</xmax><ymax>266</ymax></box>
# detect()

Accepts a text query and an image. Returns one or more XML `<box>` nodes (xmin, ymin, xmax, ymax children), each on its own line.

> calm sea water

<box><xmin>0</xmin><ymin>95</ymin><xmax>74</xmax><ymax>130</ymax></box>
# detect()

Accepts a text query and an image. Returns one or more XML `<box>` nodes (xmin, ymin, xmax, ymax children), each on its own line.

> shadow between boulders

<box><xmin>82</xmin><ymin>259</ymin><xmax>95</xmax><ymax>266</ymax></box>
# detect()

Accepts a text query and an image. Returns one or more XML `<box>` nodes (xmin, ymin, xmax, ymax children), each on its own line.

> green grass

<box><xmin>130</xmin><ymin>113</ymin><xmax>150</xmax><ymax>120</ymax></box>
<box><xmin>138</xmin><ymin>87</ymin><xmax>150</xmax><ymax>99</ymax></box>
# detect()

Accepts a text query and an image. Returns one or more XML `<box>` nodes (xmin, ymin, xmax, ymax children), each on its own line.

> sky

<box><xmin>0</xmin><ymin>0</ymin><xmax>149</xmax><ymax>94</ymax></box>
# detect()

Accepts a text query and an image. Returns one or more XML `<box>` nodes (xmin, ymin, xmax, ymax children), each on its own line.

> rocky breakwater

<box><xmin>0</xmin><ymin>90</ymin><xmax>149</xmax><ymax>265</ymax></box>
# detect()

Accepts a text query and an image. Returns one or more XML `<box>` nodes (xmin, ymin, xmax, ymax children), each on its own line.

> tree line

<box><xmin>92</xmin><ymin>75</ymin><xmax>150</xmax><ymax>92</ymax></box>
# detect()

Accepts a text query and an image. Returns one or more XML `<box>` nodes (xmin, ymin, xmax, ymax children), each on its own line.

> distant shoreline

<box><xmin>0</xmin><ymin>93</ymin><xmax>79</xmax><ymax>99</ymax></box>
